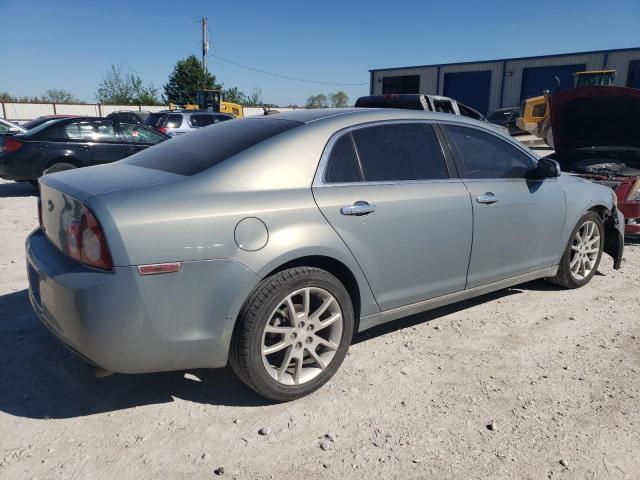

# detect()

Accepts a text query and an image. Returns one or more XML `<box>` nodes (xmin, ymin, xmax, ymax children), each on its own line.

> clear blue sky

<box><xmin>1</xmin><ymin>0</ymin><xmax>638</xmax><ymax>106</ymax></box>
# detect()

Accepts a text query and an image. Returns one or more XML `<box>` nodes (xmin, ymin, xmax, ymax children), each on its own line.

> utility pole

<box><xmin>201</xmin><ymin>17</ymin><xmax>209</xmax><ymax>75</ymax></box>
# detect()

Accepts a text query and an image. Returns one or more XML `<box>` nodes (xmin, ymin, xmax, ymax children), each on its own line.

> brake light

<box><xmin>4</xmin><ymin>137</ymin><xmax>23</xmax><ymax>152</ymax></box>
<box><xmin>157</xmin><ymin>126</ymin><xmax>168</xmax><ymax>134</ymax></box>
<box><xmin>63</xmin><ymin>207</ymin><xmax>113</xmax><ymax>270</ymax></box>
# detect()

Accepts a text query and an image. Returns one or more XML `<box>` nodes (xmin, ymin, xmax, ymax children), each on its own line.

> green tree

<box><xmin>306</xmin><ymin>94</ymin><xmax>328</xmax><ymax>109</ymax></box>
<box><xmin>329</xmin><ymin>90</ymin><xmax>349</xmax><ymax>107</ymax></box>
<box><xmin>224</xmin><ymin>86</ymin><xmax>247</xmax><ymax>105</ymax></box>
<box><xmin>163</xmin><ymin>55</ymin><xmax>220</xmax><ymax>104</ymax></box>
<box><xmin>95</xmin><ymin>64</ymin><xmax>161</xmax><ymax>105</ymax></box>
<box><xmin>42</xmin><ymin>89</ymin><xmax>79</xmax><ymax>104</ymax></box>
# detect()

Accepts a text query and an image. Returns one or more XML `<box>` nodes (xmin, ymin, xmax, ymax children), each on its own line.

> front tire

<box><xmin>229</xmin><ymin>267</ymin><xmax>354</xmax><ymax>402</ymax></box>
<box><xmin>549</xmin><ymin>211</ymin><xmax>604</xmax><ymax>289</ymax></box>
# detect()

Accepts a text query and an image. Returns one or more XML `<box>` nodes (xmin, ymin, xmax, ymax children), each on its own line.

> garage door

<box><xmin>627</xmin><ymin>60</ymin><xmax>640</xmax><ymax>88</ymax></box>
<box><xmin>520</xmin><ymin>64</ymin><xmax>586</xmax><ymax>101</ymax></box>
<box><xmin>443</xmin><ymin>71</ymin><xmax>492</xmax><ymax>115</ymax></box>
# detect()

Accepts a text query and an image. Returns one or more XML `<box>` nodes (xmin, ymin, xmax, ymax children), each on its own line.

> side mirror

<box><xmin>530</xmin><ymin>157</ymin><xmax>561</xmax><ymax>179</ymax></box>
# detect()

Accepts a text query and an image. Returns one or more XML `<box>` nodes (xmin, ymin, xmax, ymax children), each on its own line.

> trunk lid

<box><xmin>39</xmin><ymin>163</ymin><xmax>185</xmax><ymax>255</ymax></box>
<box><xmin>550</xmin><ymin>86</ymin><xmax>640</xmax><ymax>155</ymax></box>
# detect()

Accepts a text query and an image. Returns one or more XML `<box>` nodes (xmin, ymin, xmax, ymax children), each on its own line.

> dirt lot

<box><xmin>1</xmin><ymin>178</ymin><xmax>639</xmax><ymax>480</ymax></box>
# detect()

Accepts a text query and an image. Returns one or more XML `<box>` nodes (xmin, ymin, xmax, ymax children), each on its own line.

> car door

<box><xmin>63</xmin><ymin>119</ymin><xmax>127</xmax><ymax>165</ymax></box>
<box><xmin>312</xmin><ymin>121</ymin><xmax>473</xmax><ymax>311</ymax></box>
<box><xmin>117</xmin><ymin>123</ymin><xmax>166</xmax><ymax>157</ymax></box>
<box><xmin>442</xmin><ymin>123</ymin><xmax>566</xmax><ymax>288</ymax></box>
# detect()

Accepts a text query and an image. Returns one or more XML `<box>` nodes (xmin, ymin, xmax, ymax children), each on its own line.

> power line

<box><xmin>207</xmin><ymin>53</ymin><xmax>368</xmax><ymax>86</ymax></box>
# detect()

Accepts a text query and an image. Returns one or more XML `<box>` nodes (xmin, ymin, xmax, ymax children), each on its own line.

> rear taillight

<box><xmin>157</xmin><ymin>126</ymin><xmax>168</xmax><ymax>134</ymax></box>
<box><xmin>63</xmin><ymin>207</ymin><xmax>113</xmax><ymax>270</ymax></box>
<box><xmin>4</xmin><ymin>138</ymin><xmax>23</xmax><ymax>152</ymax></box>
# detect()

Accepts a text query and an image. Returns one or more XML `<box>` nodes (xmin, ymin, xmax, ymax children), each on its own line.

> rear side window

<box><xmin>351</xmin><ymin>123</ymin><xmax>448</xmax><ymax>182</ymax></box>
<box><xmin>144</xmin><ymin>113</ymin><xmax>164</xmax><ymax>127</ymax></box>
<box><xmin>189</xmin><ymin>114</ymin><xmax>215</xmax><ymax>127</ymax></box>
<box><xmin>123</xmin><ymin>118</ymin><xmax>302</xmax><ymax>176</ymax></box>
<box><xmin>433</xmin><ymin>100</ymin><xmax>455</xmax><ymax>114</ymax></box>
<box><xmin>445</xmin><ymin>125</ymin><xmax>533</xmax><ymax>179</ymax></box>
<box><xmin>64</xmin><ymin>120</ymin><xmax>118</xmax><ymax>142</ymax></box>
<box><xmin>324</xmin><ymin>134</ymin><xmax>362</xmax><ymax>183</ymax></box>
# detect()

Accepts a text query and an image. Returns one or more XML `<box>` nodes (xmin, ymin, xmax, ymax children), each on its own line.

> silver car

<box><xmin>27</xmin><ymin>108</ymin><xmax>624</xmax><ymax>401</ymax></box>
<box><xmin>145</xmin><ymin>110</ymin><xmax>234</xmax><ymax>136</ymax></box>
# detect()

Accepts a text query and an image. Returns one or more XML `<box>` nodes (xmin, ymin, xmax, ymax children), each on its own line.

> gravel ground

<box><xmin>1</xmin><ymin>178</ymin><xmax>639</xmax><ymax>480</ymax></box>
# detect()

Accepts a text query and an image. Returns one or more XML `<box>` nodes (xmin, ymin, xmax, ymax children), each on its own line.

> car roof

<box><xmin>259</xmin><ymin>107</ymin><xmax>490</xmax><ymax>128</ymax></box>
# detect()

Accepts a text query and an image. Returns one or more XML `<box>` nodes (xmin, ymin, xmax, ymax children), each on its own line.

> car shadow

<box><xmin>0</xmin><ymin>289</ymin><xmax>270</xmax><ymax>420</ymax></box>
<box><xmin>0</xmin><ymin>181</ymin><xmax>38</xmax><ymax>198</ymax></box>
<box><xmin>0</xmin><ymin>279</ymin><xmax>564</xmax><ymax>419</ymax></box>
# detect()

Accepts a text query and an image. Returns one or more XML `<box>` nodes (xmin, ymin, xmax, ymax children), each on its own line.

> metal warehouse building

<box><xmin>369</xmin><ymin>47</ymin><xmax>640</xmax><ymax>115</ymax></box>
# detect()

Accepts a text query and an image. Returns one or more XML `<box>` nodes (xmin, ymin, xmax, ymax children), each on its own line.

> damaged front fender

<box><xmin>604</xmin><ymin>207</ymin><xmax>624</xmax><ymax>270</ymax></box>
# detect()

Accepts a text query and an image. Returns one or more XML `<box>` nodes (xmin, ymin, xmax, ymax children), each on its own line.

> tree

<box><xmin>306</xmin><ymin>94</ymin><xmax>328</xmax><ymax>109</ymax></box>
<box><xmin>95</xmin><ymin>64</ymin><xmax>161</xmax><ymax>105</ymax></box>
<box><xmin>0</xmin><ymin>92</ymin><xmax>15</xmax><ymax>102</ymax></box>
<box><xmin>42</xmin><ymin>89</ymin><xmax>79</xmax><ymax>104</ymax></box>
<box><xmin>329</xmin><ymin>91</ymin><xmax>349</xmax><ymax>108</ymax></box>
<box><xmin>224</xmin><ymin>86</ymin><xmax>247</xmax><ymax>105</ymax></box>
<box><xmin>163</xmin><ymin>55</ymin><xmax>220</xmax><ymax>104</ymax></box>
<box><xmin>245</xmin><ymin>86</ymin><xmax>264</xmax><ymax>106</ymax></box>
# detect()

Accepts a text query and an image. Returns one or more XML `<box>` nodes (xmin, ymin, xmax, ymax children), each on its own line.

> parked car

<box><xmin>0</xmin><ymin>117</ymin><xmax>168</xmax><ymax>182</ymax></box>
<box><xmin>106</xmin><ymin>110</ymin><xmax>153</xmax><ymax>124</ymax></box>
<box><xmin>144</xmin><ymin>110</ymin><xmax>234</xmax><ymax>136</ymax></box>
<box><xmin>487</xmin><ymin>107</ymin><xmax>525</xmax><ymax>135</ymax></box>
<box><xmin>547</xmin><ymin>85</ymin><xmax>640</xmax><ymax>236</ymax></box>
<box><xmin>27</xmin><ymin>109</ymin><xmax>623</xmax><ymax>401</ymax></box>
<box><xmin>21</xmin><ymin>115</ymin><xmax>81</xmax><ymax>130</ymax></box>
<box><xmin>355</xmin><ymin>94</ymin><xmax>509</xmax><ymax>135</ymax></box>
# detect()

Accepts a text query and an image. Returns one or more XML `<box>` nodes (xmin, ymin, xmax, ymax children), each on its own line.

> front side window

<box><xmin>120</xmin><ymin>124</ymin><xmax>165</xmax><ymax>144</ymax></box>
<box><xmin>64</xmin><ymin>120</ymin><xmax>118</xmax><ymax>142</ymax></box>
<box><xmin>445</xmin><ymin>125</ymin><xmax>533</xmax><ymax>179</ymax></box>
<box><xmin>351</xmin><ymin>123</ymin><xmax>449</xmax><ymax>182</ymax></box>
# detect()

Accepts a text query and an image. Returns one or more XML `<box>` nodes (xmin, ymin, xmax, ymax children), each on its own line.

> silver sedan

<box><xmin>26</xmin><ymin>108</ymin><xmax>624</xmax><ymax>401</ymax></box>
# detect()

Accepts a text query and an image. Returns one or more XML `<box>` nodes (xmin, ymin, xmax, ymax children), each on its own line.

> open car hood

<box><xmin>550</xmin><ymin>86</ymin><xmax>640</xmax><ymax>155</ymax></box>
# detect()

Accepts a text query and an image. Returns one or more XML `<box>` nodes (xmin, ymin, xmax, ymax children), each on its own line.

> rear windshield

<box><xmin>123</xmin><ymin>118</ymin><xmax>302</xmax><ymax>175</ymax></box>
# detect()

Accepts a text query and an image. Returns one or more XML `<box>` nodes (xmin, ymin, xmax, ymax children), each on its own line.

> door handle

<box><xmin>340</xmin><ymin>201</ymin><xmax>376</xmax><ymax>216</ymax></box>
<box><xmin>476</xmin><ymin>192</ymin><xmax>498</xmax><ymax>205</ymax></box>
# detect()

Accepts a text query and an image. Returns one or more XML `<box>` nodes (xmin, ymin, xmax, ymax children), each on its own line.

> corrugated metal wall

<box><xmin>370</xmin><ymin>48</ymin><xmax>640</xmax><ymax>111</ymax></box>
<box><xmin>501</xmin><ymin>52</ymin><xmax>604</xmax><ymax>106</ymax></box>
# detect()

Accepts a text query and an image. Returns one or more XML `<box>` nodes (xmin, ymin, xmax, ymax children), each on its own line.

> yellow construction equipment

<box><xmin>517</xmin><ymin>70</ymin><xmax>616</xmax><ymax>147</ymax></box>
<box><xmin>167</xmin><ymin>89</ymin><xmax>244</xmax><ymax>117</ymax></box>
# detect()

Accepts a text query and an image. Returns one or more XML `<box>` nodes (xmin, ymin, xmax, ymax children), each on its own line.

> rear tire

<box><xmin>548</xmin><ymin>211</ymin><xmax>604</xmax><ymax>289</ymax></box>
<box><xmin>229</xmin><ymin>267</ymin><xmax>354</xmax><ymax>402</ymax></box>
<box><xmin>43</xmin><ymin>162</ymin><xmax>76</xmax><ymax>176</ymax></box>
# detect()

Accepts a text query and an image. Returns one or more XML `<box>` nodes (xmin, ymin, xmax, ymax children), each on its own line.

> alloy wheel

<box><xmin>569</xmin><ymin>220</ymin><xmax>600</xmax><ymax>280</ymax></box>
<box><xmin>261</xmin><ymin>287</ymin><xmax>343</xmax><ymax>386</ymax></box>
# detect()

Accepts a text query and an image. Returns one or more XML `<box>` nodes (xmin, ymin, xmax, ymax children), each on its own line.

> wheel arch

<box><xmin>588</xmin><ymin>204</ymin><xmax>624</xmax><ymax>269</ymax></box>
<box><xmin>263</xmin><ymin>255</ymin><xmax>363</xmax><ymax>333</ymax></box>
<box><xmin>46</xmin><ymin>155</ymin><xmax>82</xmax><ymax>170</ymax></box>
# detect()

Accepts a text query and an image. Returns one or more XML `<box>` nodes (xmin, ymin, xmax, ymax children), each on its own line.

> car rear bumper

<box><xmin>26</xmin><ymin>228</ymin><xmax>259</xmax><ymax>373</ymax></box>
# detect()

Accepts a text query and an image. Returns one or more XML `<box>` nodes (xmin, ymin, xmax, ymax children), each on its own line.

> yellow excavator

<box><xmin>168</xmin><ymin>89</ymin><xmax>244</xmax><ymax>117</ymax></box>
<box><xmin>517</xmin><ymin>70</ymin><xmax>616</xmax><ymax>147</ymax></box>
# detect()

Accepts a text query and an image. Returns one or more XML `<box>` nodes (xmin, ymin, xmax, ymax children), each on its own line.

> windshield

<box><xmin>123</xmin><ymin>118</ymin><xmax>302</xmax><ymax>175</ymax></box>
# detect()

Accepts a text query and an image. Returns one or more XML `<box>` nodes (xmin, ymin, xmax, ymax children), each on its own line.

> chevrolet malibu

<box><xmin>27</xmin><ymin>109</ymin><xmax>624</xmax><ymax>401</ymax></box>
